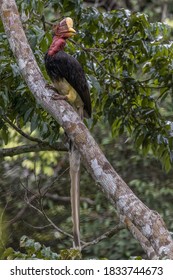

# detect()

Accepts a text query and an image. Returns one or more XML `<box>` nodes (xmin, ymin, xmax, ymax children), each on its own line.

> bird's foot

<box><xmin>45</xmin><ymin>83</ymin><xmax>58</xmax><ymax>93</ymax></box>
<box><xmin>45</xmin><ymin>83</ymin><xmax>68</xmax><ymax>101</ymax></box>
<box><xmin>52</xmin><ymin>93</ymin><xmax>68</xmax><ymax>101</ymax></box>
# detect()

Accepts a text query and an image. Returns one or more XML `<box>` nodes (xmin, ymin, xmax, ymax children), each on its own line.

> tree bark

<box><xmin>0</xmin><ymin>143</ymin><xmax>67</xmax><ymax>157</ymax></box>
<box><xmin>1</xmin><ymin>0</ymin><xmax>173</xmax><ymax>259</ymax></box>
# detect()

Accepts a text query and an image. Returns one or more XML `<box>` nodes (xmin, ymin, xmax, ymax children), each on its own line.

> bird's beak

<box><xmin>54</xmin><ymin>17</ymin><xmax>76</xmax><ymax>38</ymax></box>
<box><xmin>68</xmin><ymin>27</ymin><xmax>76</xmax><ymax>35</ymax></box>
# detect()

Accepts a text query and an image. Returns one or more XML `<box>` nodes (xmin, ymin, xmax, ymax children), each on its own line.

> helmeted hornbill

<box><xmin>45</xmin><ymin>17</ymin><xmax>91</xmax><ymax>119</ymax></box>
<box><xmin>45</xmin><ymin>17</ymin><xmax>91</xmax><ymax>250</ymax></box>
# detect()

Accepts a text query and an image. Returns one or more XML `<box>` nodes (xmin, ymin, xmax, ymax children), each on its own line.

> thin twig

<box><xmin>22</xmin><ymin>221</ymin><xmax>52</xmax><ymax>230</ymax></box>
<box><xmin>81</xmin><ymin>223</ymin><xmax>124</xmax><ymax>249</ymax></box>
<box><xmin>2</xmin><ymin>115</ymin><xmax>43</xmax><ymax>143</ymax></box>
<box><xmin>45</xmin><ymin>193</ymin><xmax>95</xmax><ymax>205</ymax></box>
<box><xmin>23</xmin><ymin>186</ymin><xmax>86</xmax><ymax>245</ymax></box>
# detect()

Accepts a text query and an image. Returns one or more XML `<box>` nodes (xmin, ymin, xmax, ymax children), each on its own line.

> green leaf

<box><xmin>1</xmin><ymin>125</ymin><xmax>8</xmax><ymax>145</ymax></box>
<box><xmin>24</xmin><ymin>107</ymin><xmax>34</xmax><ymax>123</ymax></box>
<box><xmin>30</xmin><ymin>113</ymin><xmax>39</xmax><ymax>133</ymax></box>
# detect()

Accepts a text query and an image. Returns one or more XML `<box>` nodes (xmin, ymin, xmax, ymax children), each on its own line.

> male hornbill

<box><xmin>45</xmin><ymin>17</ymin><xmax>91</xmax><ymax>250</ymax></box>
<box><xmin>45</xmin><ymin>17</ymin><xmax>91</xmax><ymax>119</ymax></box>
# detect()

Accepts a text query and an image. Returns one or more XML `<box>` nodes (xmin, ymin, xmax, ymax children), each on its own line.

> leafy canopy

<box><xmin>1</xmin><ymin>0</ymin><xmax>173</xmax><ymax>170</ymax></box>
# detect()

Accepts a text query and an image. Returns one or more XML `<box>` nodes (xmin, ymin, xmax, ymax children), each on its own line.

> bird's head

<box><xmin>53</xmin><ymin>17</ymin><xmax>76</xmax><ymax>39</ymax></box>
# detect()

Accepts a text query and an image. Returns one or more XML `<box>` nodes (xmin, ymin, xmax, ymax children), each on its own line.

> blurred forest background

<box><xmin>1</xmin><ymin>0</ymin><xmax>173</xmax><ymax>259</ymax></box>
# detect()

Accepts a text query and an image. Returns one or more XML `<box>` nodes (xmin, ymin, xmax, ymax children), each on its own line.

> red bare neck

<box><xmin>48</xmin><ymin>37</ymin><xmax>66</xmax><ymax>56</ymax></box>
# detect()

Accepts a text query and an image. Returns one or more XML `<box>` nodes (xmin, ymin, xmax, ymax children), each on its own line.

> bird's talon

<box><xmin>52</xmin><ymin>93</ymin><xmax>68</xmax><ymax>101</ymax></box>
<box><xmin>45</xmin><ymin>84</ymin><xmax>68</xmax><ymax>101</ymax></box>
<box><xmin>45</xmin><ymin>83</ymin><xmax>58</xmax><ymax>93</ymax></box>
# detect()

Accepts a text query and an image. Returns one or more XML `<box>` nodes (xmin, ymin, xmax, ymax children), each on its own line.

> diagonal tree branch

<box><xmin>123</xmin><ymin>216</ymin><xmax>159</xmax><ymax>260</ymax></box>
<box><xmin>2</xmin><ymin>115</ymin><xmax>43</xmax><ymax>143</ymax></box>
<box><xmin>0</xmin><ymin>115</ymin><xmax>67</xmax><ymax>156</ymax></box>
<box><xmin>1</xmin><ymin>0</ymin><xmax>173</xmax><ymax>259</ymax></box>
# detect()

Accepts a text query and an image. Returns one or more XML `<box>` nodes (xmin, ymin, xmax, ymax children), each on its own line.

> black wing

<box><xmin>45</xmin><ymin>51</ymin><xmax>91</xmax><ymax>117</ymax></box>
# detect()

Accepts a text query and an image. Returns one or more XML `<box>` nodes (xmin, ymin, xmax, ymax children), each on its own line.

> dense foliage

<box><xmin>1</xmin><ymin>0</ymin><xmax>173</xmax><ymax>259</ymax></box>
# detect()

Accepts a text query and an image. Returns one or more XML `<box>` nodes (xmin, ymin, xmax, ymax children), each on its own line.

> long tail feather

<box><xmin>69</xmin><ymin>142</ymin><xmax>81</xmax><ymax>249</ymax></box>
<box><xmin>69</xmin><ymin>106</ymin><xmax>84</xmax><ymax>250</ymax></box>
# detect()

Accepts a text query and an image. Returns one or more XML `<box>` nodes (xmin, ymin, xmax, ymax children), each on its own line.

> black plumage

<box><xmin>45</xmin><ymin>51</ymin><xmax>91</xmax><ymax>118</ymax></box>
